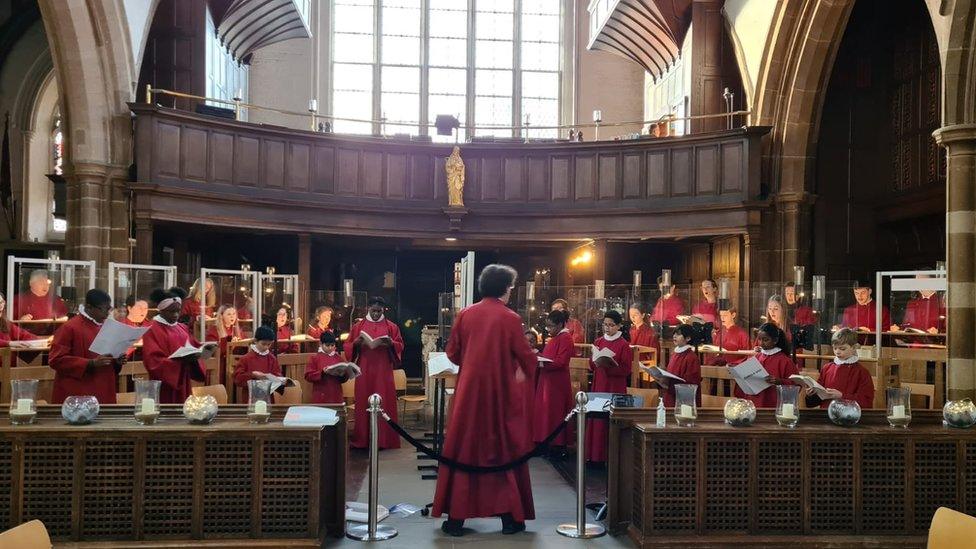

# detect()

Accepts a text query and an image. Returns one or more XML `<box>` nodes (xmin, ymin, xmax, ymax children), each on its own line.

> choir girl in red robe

<box><xmin>708</xmin><ymin>307</ymin><xmax>750</xmax><ymax>365</ymax></box>
<box><xmin>49</xmin><ymin>290</ymin><xmax>121</xmax><ymax>404</ymax></box>
<box><xmin>584</xmin><ymin>310</ymin><xmax>633</xmax><ymax>464</ymax></box>
<box><xmin>733</xmin><ymin>323</ymin><xmax>798</xmax><ymax>408</ymax></box>
<box><xmin>205</xmin><ymin>305</ymin><xmax>243</xmax><ymax>380</ymax></box>
<box><xmin>233</xmin><ymin>325</ymin><xmax>282</xmax><ymax>400</ymax></box>
<box><xmin>649</xmin><ymin>324</ymin><xmax>702</xmax><ymax>407</ymax></box>
<box><xmin>182</xmin><ymin>277</ymin><xmax>215</xmax><ymax>332</ymax></box>
<box><xmin>551</xmin><ymin>299</ymin><xmax>585</xmax><ymax>346</ymax></box>
<box><xmin>142</xmin><ymin>294</ymin><xmax>210</xmax><ymax>403</ymax></box>
<box><xmin>651</xmin><ymin>276</ymin><xmax>685</xmax><ymax>326</ymax></box>
<box><xmin>347</xmin><ymin>297</ymin><xmax>403</xmax><ymax>450</ymax></box>
<box><xmin>891</xmin><ymin>275</ymin><xmax>945</xmax><ymax>333</ymax></box>
<box><xmin>691</xmin><ymin>279</ymin><xmax>719</xmax><ymax>323</ymax></box>
<box><xmin>307</xmin><ymin>305</ymin><xmax>335</xmax><ymax>340</ymax></box>
<box><xmin>804</xmin><ymin>328</ymin><xmax>874</xmax><ymax>409</ymax></box>
<box><xmin>304</xmin><ymin>331</ymin><xmax>349</xmax><ymax>404</ymax></box>
<box><xmin>761</xmin><ymin>295</ymin><xmax>805</xmax><ymax>362</ymax></box>
<box><xmin>534</xmin><ymin>309</ymin><xmax>575</xmax><ymax>450</ymax></box>
<box><xmin>835</xmin><ymin>281</ymin><xmax>891</xmax><ymax>333</ymax></box>
<box><xmin>274</xmin><ymin>305</ymin><xmax>299</xmax><ymax>354</ymax></box>
<box><xmin>0</xmin><ymin>293</ymin><xmax>40</xmax><ymax>347</ymax></box>
<box><xmin>433</xmin><ymin>264</ymin><xmax>538</xmax><ymax>536</ymax></box>
<box><xmin>628</xmin><ymin>304</ymin><xmax>659</xmax><ymax>349</ymax></box>
<box><xmin>121</xmin><ymin>296</ymin><xmax>150</xmax><ymax>327</ymax></box>
<box><xmin>785</xmin><ymin>282</ymin><xmax>817</xmax><ymax>326</ymax></box>
<box><xmin>13</xmin><ymin>269</ymin><xmax>68</xmax><ymax>321</ymax></box>
<box><xmin>524</xmin><ymin>329</ymin><xmax>540</xmax><ymax>351</ymax></box>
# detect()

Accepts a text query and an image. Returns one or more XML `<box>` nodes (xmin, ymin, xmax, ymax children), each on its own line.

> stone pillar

<box><xmin>298</xmin><ymin>234</ymin><xmax>312</xmax><ymax>327</ymax></box>
<box><xmin>775</xmin><ymin>192</ymin><xmax>814</xmax><ymax>281</ymax></box>
<box><xmin>64</xmin><ymin>162</ymin><xmax>131</xmax><ymax>285</ymax></box>
<box><xmin>934</xmin><ymin>124</ymin><xmax>976</xmax><ymax>400</ymax></box>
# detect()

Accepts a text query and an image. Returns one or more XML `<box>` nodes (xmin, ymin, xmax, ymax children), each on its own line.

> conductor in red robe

<box><xmin>142</xmin><ymin>293</ymin><xmax>210</xmax><ymax>403</ymax></box>
<box><xmin>433</xmin><ymin>264</ymin><xmax>539</xmax><ymax>536</ymax></box>
<box><xmin>49</xmin><ymin>290</ymin><xmax>121</xmax><ymax>404</ymax></box>
<box><xmin>584</xmin><ymin>310</ymin><xmax>633</xmax><ymax>464</ymax></box>
<box><xmin>347</xmin><ymin>296</ymin><xmax>403</xmax><ymax>450</ymax></box>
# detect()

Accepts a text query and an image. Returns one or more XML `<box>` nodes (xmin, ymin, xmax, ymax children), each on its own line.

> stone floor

<box><xmin>330</xmin><ymin>422</ymin><xmax>634</xmax><ymax>548</ymax></box>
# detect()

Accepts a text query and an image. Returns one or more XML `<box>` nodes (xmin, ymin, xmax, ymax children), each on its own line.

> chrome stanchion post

<box><xmin>557</xmin><ymin>391</ymin><xmax>606</xmax><ymax>538</ymax></box>
<box><xmin>347</xmin><ymin>394</ymin><xmax>398</xmax><ymax>541</ymax></box>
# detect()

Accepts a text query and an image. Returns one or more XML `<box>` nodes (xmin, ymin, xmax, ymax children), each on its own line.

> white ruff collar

<box><xmin>833</xmin><ymin>355</ymin><xmax>859</xmax><ymax>365</ymax></box>
<box><xmin>603</xmin><ymin>331</ymin><xmax>622</xmax><ymax>341</ymax></box>
<box><xmin>557</xmin><ymin>328</ymin><xmax>570</xmax><ymax>335</ymax></box>
<box><xmin>760</xmin><ymin>347</ymin><xmax>782</xmax><ymax>356</ymax></box>
<box><xmin>249</xmin><ymin>344</ymin><xmax>269</xmax><ymax>356</ymax></box>
<box><xmin>153</xmin><ymin>314</ymin><xmax>178</xmax><ymax>326</ymax></box>
<box><xmin>366</xmin><ymin>315</ymin><xmax>385</xmax><ymax>323</ymax></box>
<box><xmin>318</xmin><ymin>347</ymin><xmax>337</xmax><ymax>356</ymax></box>
<box><xmin>673</xmin><ymin>344</ymin><xmax>692</xmax><ymax>354</ymax></box>
<box><xmin>79</xmin><ymin>305</ymin><xmax>102</xmax><ymax>326</ymax></box>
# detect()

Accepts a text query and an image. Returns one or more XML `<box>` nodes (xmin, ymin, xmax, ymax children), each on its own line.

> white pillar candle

<box><xmin>16</xmin><ymin>398</ymin><xmax>32</xmax><ymax>413</ymax></box>
<box><xmin>141</xmin><ymin>398</ymin><xmax>155</xmax><ymax>414</ymax></box>
<box><xmin>680</xmin><ymin>404</ymin><xmax>694</xmax><ymax>418</ymax></box>
<box><xmin>780</xmin><ymin>403</ymin><xmax>795</xmax><ymax>419</ymax></box>
<box><xmin>254</xmin><ymin>400</ymin><xmax>268</xmax><ymax>415</ymax></box>
<box><xmin>891</xmin><ymin>405</ymin><xmax>906</xmax><ymax>419</ymax></box>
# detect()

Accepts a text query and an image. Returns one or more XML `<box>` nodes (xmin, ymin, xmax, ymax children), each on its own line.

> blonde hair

<box><xmin>215</xmin><ymin>305</ymin><xmax>241</xmax><ymax>339</ymax></box>
<box><xmin>831</xmin><ymin>327</ymin><xmax>859</xmax><ymax>347</ymax></box>
<box><xmin>766</xmin><ymin>295</ymin><xmax>790</xmax><ymax>331</ymax></box>
<box><xmin>189</xmin><ymin>277</ymin><xmax>216</xmax><ymax>308</ymax></box>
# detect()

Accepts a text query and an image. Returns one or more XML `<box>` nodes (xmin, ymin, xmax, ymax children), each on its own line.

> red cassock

<box><xmin>142</xmin><ymin>320</ymin><xmax>207</xmax><ymax>404</ymax></box>
<box><xmin>651</xmin><ymin>295</ymin><xmax>685</xmax><ymax>325</ymax></box>
<box><xmin>566</xmin><ymin>318</ymin><xmax>585</xmax><ymax>345</ymax></box>
<box><xmin>276</xmin><ymin>325</ymin><xmax>299</xmax><ymax>354</ymax></box>
<box><xmin>204</xmin><ymin>326</ymin><xmax>236</xmax><ymax>384</ymax></box>
<box><xmin>841</xmin><ymin>302</ymin><xmax>891</xmax><ymax>331</ymax></box>
<box><xmin>692</xmin><ymin>300</ymin><xmax>718</xmax><ymax>324</ymax></box>
<box><xmin>234</xmin><ymin>349</ymin><xmax>282</xmax><ymax>400</ymax></box>
<box><xmin>432</xmin><ymin>297</ymin><xmax>538</xmax><ymax>522</ymax></box>
<box><xmin>902</xmin><ymin>295</ymin><xmax>945</xmax><ymax>332</ymax></box>
<box><xmin>307</xmin><ymin>325</ymin><xmax>334</xmax><ymax>341</ymax></box>
<box><xmin>708</xmin><ymin>324</ymin><xmax>750</xmax><ymax>365</ymax></box>
<box><xmin>49</xmin><ymin>315</ymin><xmax>118</xmax><ymax>404</ymax></box>
<box><xmin>734</xmin><ymin>351</ymin><xmax>799</xmax><ymax>408</ymax></box>
<box><xmin>584</xmin><ymin>336</ymin><xmax>632</xmax><ymax>463</ymax></box>
<box><xmin>13</xmin><ymin>291</ymin><xmax>68</xmax><ymax>320</ymax></box>
<box><xmin>180</xmin><ymin>297</ymin><xmax>212</xmax><ymax>320</ymax></box>
<box><xmin>662</xmin><ymin>349</ymin><xmax>702</xmax><ymax>408</ymax></box>
<box><xmin>817</xmin><ymin>360</ymin><xmax>875</xmax><ymax>409</ymax></box>
<box><xmin>629</xmin><ymin>323</ymin><xmax>658</xmax><ymax>349</ymax></box>
<box><xmin>0</xmin><ymin>323</ymin><xmax>38</xmax><ymax>347</ymax></box>
<box><xmin>347</xmin><ymin>318</ymin><xmax>403</xmax><ymax>449</ymax></box>
<box><xmin>791</xmin><ymin>304</ymin><xmax>817</xmax><ymax>326</ymax></box>
<box><xmin>533</xmin><ymin>329</ymin><xmax>575</xmax><ymax>446</ymax></box>
<box><xmin>305</xmin><ymin>351</ymin><xmax>346</xmax><ymax>404</ymax></box>
<box><xmin>120</xmin><ymin>317</ymin><xmax>149</xmax><ymax>360</ymax></box>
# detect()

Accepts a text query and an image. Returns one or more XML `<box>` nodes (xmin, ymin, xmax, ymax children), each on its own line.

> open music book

<box><xmin>591</xmin><ymin>345</ymin><xmax>618</xmax><ymax>366</ymax></box>
<box><xmin>168</xmin><ymin>340</ymin><xmax>217</xmax><ymax>360</ymax></box>
<box><xmin>728</xmin><ymin>357</ymin><xmax>771</xmax><ymax>395</ymax></box>
<box><xmin>427</xmin><ymin>352</ymin><xmax>460</xmax><ymax>377</ymax></box>
<box><xmin>325</xmin><ymin>362</ymin><xmax>362</xmax><ymax>379</ymax></box>
<box><xmin>88</xmin><ymin>317</ymin><xmax>150</xmax><ymax>357</ymax></box>
<box><xmin>10</xmin><ymin>338</ymin><xmax>50</xmax><ymax>350</ymax></box>
<box><xmin>676</xmin><ymin>315</ymin><xmax>707</xmax><ymax>325</ymax></box>
<box><xmin>640</xmin><ymin>365</ymin><xmax>685</xmax><ymax>382</ymax></box>
<box><xmin>789</xmin><ymin>374</ymin><xmax>832</xmax><ymax>399</ymax></box>
<box><xmin>359</xmin><ymin>332</ymin><xmax>392</xmax><ymax>344</ymax></box>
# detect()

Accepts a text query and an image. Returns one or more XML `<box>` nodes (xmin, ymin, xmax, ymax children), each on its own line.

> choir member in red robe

<box><xmin>524</xmin><ymin>329</ymin><xmax>540</xmax><ymax>351</ymax></box>
<box><xmin>142</xmin><ymin>294</ymin><xmax>210</xmax><ymax>403</ymax></box>
<box><xmin>0</xmin><ymin>293</ymin><xmax>40</xmax><ymax>347</ymax></box>
<box><xmin>534</xmin><ymin>309</ymin><xmax>575</xmax><ymax>449</ymax></box>
<box><xmin>734</xmin><ymin>323</ymin><xmax>798</xmax><ymax>408</ymax></box>
<box><xmin>307</xmin><ymin>305</ymin><xmax>335</xmax><ymax>341</ymax></box>
<box><xmin>347</xmin><ymin>297</ymin><xmax>403</xmax><ymax>450</ymax></box>
<box><xmin>274</xmin><ymin>305</ymin><xmax>299</xmax><ymax>354</ymax></box>
<box><xmin>649</xmin><ymin>325</ymin><xmax>702</xmax><ymax>407</ymax></box>
<box><xmin>551</xmin><ymin>299</ymin><xmax>585</xmax><ymax>346</ymax></box>
<box><xmin>760</xmin><ymin>295</ymin><xmax>805</xmax><ymax>365</ymax></box>
<box><xmin>433</xmin><ymin>264</ymin><xmax>538</xmax><ymax>536</ymax></box>
<box><xmin>835</xmin><ymin>281</ymin><xmax>891</xmax><ymax>332</ymax></box>
<box><xmin>584</xmin><ymin>311</ymin><xmax>633</xmax><ymax>463</ymax></box>
<box><xmin>206</xmin><ymin>305</ymin><xmax>244</xmax><ymax>383</ymax></box>
<box><xmin>234</xmin><ymin>326</ymin><xmax>282</xmax><ymax>400</ymax></box>
<box><xmin>785</xmin><ymin>282</ymin><xmax>817</xmax><ymax>326</ymax></box>
<box><xmin>804</xmin><ymin>328</ymin><xmax>874</xmax><ymax>409</ymax></box>
<box><xmin>708</xmin><ymin>307</ymin><xmax>750</xmax><ymax>365</ymax></box>
<box><xmin>305</xmin><ymin>332</ymin><xmax>349</xmax><ymax>404</ymax></box>
<box><xmin>691</xmin><ymin>279</ymin><xmax>719</xmax><ymax>324</ymax></box>
<box><xmin>49</xmin><ymin>290</ymin><xmax>121</xmax><ymax>404</ymax></box>
<box><xmin>892</xmin><ymin>277</ymin><xmax>945</xmax><ymax>333</ymax></box>
<box><xmin>182</xmin><ymin>277</ymin><xmax>215</xmax><ymax>332</ymax></box>
<box><xmin>651</xmin><ymin>277</ymin><xmax>685</xmax><ymax>326</ymax></box>
<box><xmin>628</xmin><ymin>304</ymin><xmax>659</xmax><ymax>349</ymax></box>
<box><xmin>13</xmin><ymin>269</ymin><xmax>69</xmax><ymax>321</ymax></box>
<box><xmin>120</xmin><ymin>296</ymin><xmax>150</xmax><ymax>327</ymax></box>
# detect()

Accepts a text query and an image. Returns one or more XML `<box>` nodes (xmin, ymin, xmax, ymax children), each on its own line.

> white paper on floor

<box><xmin>345</xmin><ymin>501</ymin><xmax>389</xmax><ymax>523</ymax></box>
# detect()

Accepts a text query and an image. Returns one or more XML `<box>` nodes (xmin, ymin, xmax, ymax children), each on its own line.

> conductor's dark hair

<box><xmin>757</xmin><ymin>322</ymin><xmax>791</xmax><ymax>354</ymax></box>
<box><xmin>367</xmin><ymin>296</ymin><xmax>386</xmax><ymax>307</ymax></box>
<box><xmin>85</xmin><ymin>289</ymin><xmax>111</xmax><ymax>308</ymax></box>
<box><xmin>675</xmin><ymin>324</ymin><xmax>695</xmax><ymax>340</ymax></box>
<box><xmin>548</xmin><ymin>309</ymin><xmax>569</xmax><ymax>325</ymax></box>
<box><xmin>168</xmin><ymin>286</ymin><xmax>188</xmax><ymax>299</ymax></box>
<box><xmin>604</xmin><ymin>310</ymin><xmax>623</xmax><ymax>325</ymax></box>
<box><xmin>477</xmin><ymin>264</ymin><xmax>517</xmax><ymax>298</ymax></box>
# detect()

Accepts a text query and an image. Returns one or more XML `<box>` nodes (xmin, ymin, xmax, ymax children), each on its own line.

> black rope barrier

<box><xmin>383</xmin><ymin>410</ymin><xmax>573</xmax><ymax>474</ymax></box>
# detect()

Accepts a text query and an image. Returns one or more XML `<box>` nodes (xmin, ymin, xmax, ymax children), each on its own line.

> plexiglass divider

<box><xmin>107</xmin><ymin>263</ymin><xmax>176</xmax><ymax>323</ymax></box>
<box><xmin>259</xmin><ymin>273</ymin><xmax>300</xmax><ymax>333</ymax></box>
<box><xmin>197</xmin><ymin>269</ymin><xmax>261</xmax><ymax>342</ymax></box>
<box><xmin>308</xmin><ymin>289</ymin><xmax>368</xmax><ymax>351</ymax></box>
<box><xmin>6</xmin><ymin>256</ymin><xmax>96</xmax><ymax>336</ymax></box>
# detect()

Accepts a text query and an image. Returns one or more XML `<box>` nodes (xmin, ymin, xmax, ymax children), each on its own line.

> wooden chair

<box><xmin>928</xmin><ymin>507</ymin><xmax>976</xmax><ymax>549</ymax></box>
<box><xmin>116</xmin><ymin>392</ymin><xmax>136</xmax><ymax>405</ymax></box>
<box><xmin>701</xmin><ymin>394</ymin><xmax>732</xmax><ymax>408</ymax></box>
<box><xmin>273</xmin><ymin>384</ymin><xmax>303</xmax><ymax>405</ymax></box>
<box><xmin>0</xmin><ymin>520</ymin><xmax>51</xmax><ymax>549</ymax></box>
<box><xmin>394</xmin><ymin>368</ymin><xmax>426</xmax><ymax>420</ymax></box>
<box><xmin>902</xmin><ymin>382</ymin><xmax>937</xmax><ymax>410</ymax></box>
<box><xmin>192</xmin><ymin>384</ymin><xmax>229</xmax><ymax>405</ymax></box>
<box><xmin>569</xmin><ymin>357</ymin><xmax>590</xmax><ymax>394</ymax></box>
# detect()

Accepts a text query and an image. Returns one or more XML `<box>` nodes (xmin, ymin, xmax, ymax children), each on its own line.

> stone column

<box><xmin>934</xmin><ymin>124</ymin><xmax>976</xmax><ymax>400</ymax></box>
<box><xmin>64</xmin><ymin>162</ymin><xmax>131</xmax><ymax>285</ymax></box>
<box><xmin>775</xmin><ymin>191</ymin><xmax>814</xmax><ymax>281</ymax></box>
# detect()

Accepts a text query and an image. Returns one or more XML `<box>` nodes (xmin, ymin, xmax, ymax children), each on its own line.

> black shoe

<box><xmin>441</xmin><ymin>519</ymin><xmax>464</xmax><ymax>537</ymax></box>
<box><xmin>500</xmin><ymin>514</ymin><xmax>526</xmax><ymax>535</ymax></box>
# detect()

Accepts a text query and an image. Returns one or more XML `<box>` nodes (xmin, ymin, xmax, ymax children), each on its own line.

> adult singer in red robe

<box><xmin>0</xmin><ymin>293</ymin><xmax>40</xmax><ymax>347</ymax></box>
<box><xmin>274</xmin><ymin>305</ymin><xmax>300</xmax><ymax>354</ymax></box>
<box><xmin>628</xmin><ymin>304</ymin><xmax>659</xmax><ymax>349</ymax></box>
<box><xmin>835</xmin><ymin>281</ymin><xmax>891</xmax><ymax>332</ymax></box>
<box><xmin>534</xmin><ymin>309</ymin><xmax>575</xmax><ymax>449</ymax></box>
<box><xmin>433</xmin><ymin>264</ymin><xmax>539</xmax><ymax>536</ymax></box>
<box><xmin>347</xmin><ymin>296</ymin><xmax>403</xmax><ymax>450</ymax></box>
<box><xmin>584</xmin><ymin>310</ymin><xmax>633</xmax><ymax>464</ymax></box>
<box><xmin>49</xmin><ymin>290</ymin><xmax>121</xmax><ymax>404</ymax></box>
<box><xmin>551</xmin><ymin>299</ymin><xmax>585</xmax><ymax>345</ymax></box>
<box><xmin>142</xmin><ymin>294</ymin><xmax>210</xmax><ymax>403</ymax></box>
<box><xmin>691</xmin><ymin>279</ymin><xmax>719</xmax><ymax>323</ymax></box>
<box><xmin>892</xmin><ymin>276</ymin><xmax>945</xmax><ymax>333</ymax></box>
<box><xmin>785</xmin><ymin>282</ymin><xmax>817</xmax><ymax>326</ymax></box>
<box><xmin>13</xmin><ymin>269</ymin><xmax>69</xmax><ymax>321</ymax></box>
<box><xmin>651</xmin><ymin>277</ymin><xmax>685</xmax><ymax>326</ymax></box>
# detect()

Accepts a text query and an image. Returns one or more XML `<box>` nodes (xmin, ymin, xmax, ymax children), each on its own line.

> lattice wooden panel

<box><xmin>649</xmin><ymin>438</ymin><xmax>697</xmax><ymax>532</ymax></box>
<box><xmin>22</xmin><ymin>439</ymin><xmax>74</xmax><ymax>538</ymax></box>
<box><xmin>810</xmin><ymin>440</ymin><xmax>855</xmax><ymax>532</ymax></box>
<box><xmin>204</xmin><ymin>439</ymin><xmax>254</xmax><ymax>536</ymax></box>
<box><xmin>261</xmin><ymin>439</ymin><xmax>312</xmax><ymax>536</ymax></box>
<box><xmin>966</xmin><ymin>443</ymin><xmax>976</xmax><ymax>514</ymax></box>
<box><xmin>631</xmin><ymin>431</ymin><xmax>644</xmax><ymax>531</ymax></box>
<box><xmin>915</xmin><ymin>441</ymin><xmax>958</xmax><ymax>531</ymax></box>
<box><xmin>0</xmin><ymin>439</ymin><xmax>11</xmax><ymax>529</ymax></box>
<box><xmin>861</xmin><ymin>441</ymin><xmax>907</xmax><ymax>533</ymax></box>
<box><xmin>703</xmin><ymin>439</ymin><xmax>749</xmax><ymax>532</ymax></box>
<box><xmin>757</xmin><ymin>439</ymin><xmax>802</xmax><ymax>532</ymax></box>
<box><xmin>144</xmin><ymin>439</ymin><xmax>195</xmax><ymax>537</ymax></box>
<box><xmin>82</xmin><ymin>440</ymin><xmax>135</xmax><ymax>539</ymax></box>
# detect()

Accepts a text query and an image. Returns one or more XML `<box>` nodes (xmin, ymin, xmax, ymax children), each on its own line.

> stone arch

<box><xmin>21</xmin><ymin>69</ymin><xmax>60</xmax><ymax>243</ymax></box>
<box><xmin>941</xmin><ymin>0</ymin><xmax>976</xmax><ymax>125</ymax></box>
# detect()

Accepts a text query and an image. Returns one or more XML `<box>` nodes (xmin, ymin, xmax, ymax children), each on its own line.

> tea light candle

<box><xmin>140</xmin><ymin>398</ymin><xmax>155</xmax><ymax>414</ymax></box>
<box><xmin>780</xmin><ymin>403</ymin><xmax>796</xmax><ymax>419</ymax></box>
<box><xmin>16</xmin><ymin>398</ymin><xmax>32</xmax><ymax>413</ymax></box>
<box><xmin>680</xmin><ymin>404</ymin><xmax>695</xmax><ymax>418</ymax></box>
<box><xmin>254</xmin><ymin>400</ymin><xmax>268</xmax><ymax>415</ymax></box>
<box><xmin>891</xmin><ymin>405</ymin><xmax>906</xmax><ymax>419</ymax></box>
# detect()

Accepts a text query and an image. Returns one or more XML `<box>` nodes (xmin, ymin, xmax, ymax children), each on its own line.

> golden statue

<box><xmin>446</xmin><ymin>146</ymin><xmax>465</xmax><ymax>207</ymax></box>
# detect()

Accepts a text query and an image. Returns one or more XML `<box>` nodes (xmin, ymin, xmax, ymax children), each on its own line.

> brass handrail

<box><xmin>144</xmin><ymin>85</ymin><xmax>751</xmax><ymax>133</ymax></box>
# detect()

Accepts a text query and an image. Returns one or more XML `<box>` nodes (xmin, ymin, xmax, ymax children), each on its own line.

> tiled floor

<box><xmin>329</xmin><ymin>426</ymin><xmax>634</xmax><ymax>548</ymax></box>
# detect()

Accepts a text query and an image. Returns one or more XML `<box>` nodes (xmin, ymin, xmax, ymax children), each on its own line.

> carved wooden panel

<box><xmin>156</xmin><ymin>122</ymin><xmax>182</xmax><ymax>179</ymax></box>
<box><xmin>631</xmin><ymin>430</ymin><xmax>645</xmax><ymax>532</ymax></box>
<box><xmin>286</xmin><ymin>143</ymin><xmax>311</xmax><ymax>191</ymax></box>
<box><xmin>862</xmin><ymin>441</ymin><xmax>906</xmax><ymax>533</ymax></box>
<box><xmin>696</xmin><ymin>145</ymin><xmax>718</xmax><ymax>195</ymax></box>
<box><xmin>575</xmin><ymin>156</ymin><xmax>595</xmax><ymax>200</ymax></box>
<box><xmin>82</xmin><ymin>440</ymin><xmax>135</xmax><ymax>539</ymax></box>
<box><xmin>0</xmin><ymin>440</ymin><xmax>11</xmax><ymax>529</ymax></box>
<box><xmin>203</xmin><ymin>439</ymin><xmax>253</xmax><ymax>536</ymax></box>
<box><xmin>647</xmin><ymin>150</ymin><xmax>667</xmax><ymax>197</ymax></box>
<box><xmin>235</xmin><ymin>136</ymin><xmax>260</xmax><ymax>187</ymax></box>
<box><xmin>551</xmin><ymin>157</ymin><xmax>570</xmax><ymax>200</ymax></box>
<box><xmin>914</xmin><ymin>441</ymin><xmax>958</xmax><ymax>531</ymax></box>
<box><xmin>671</xmin><ymin>148</ymin><xmax>693</xmax><ymax>196</ymax></box>
<box><xmin>21</xmin><ymin>439</ymin><xmax>75</xmax><ymax>538</ymax></box>
<box><xmin>480</xmin><ymin>157</ymin><xmax>501</xmax><ymax>201</ymax></box>
<box><xmin>704</xmin><ymin>439</ymin><xmax>749</xmax><ymax>532</ymax></box>
<box><xmin>622</xmin><ymin>153</ymin><xmax>642</xmax><ymax>199</ymax></box>
<box><xmin>526</xmin><ymin>157</ymin><xmax>549</xmax><ymax>201</ymax></box>
<box><xmin>264</xmin><ymin>140</ymin><xmax>285</xmax><ymax>188</ymax></box>
<box><xmin>336</xmin><ymin>149</ymin><xmax>360</xmax><ymax>195</ymax></box>
<box><xmin>810</xmin><ymin>440</ymin><xmax>855</xmax><ymax>532</ymax></box>
<box><xmin>504</xmin><ymin>158</ymin><xmax>524</xmax><ymax>201</ymax></box>
<box><xmin>211</xmin><ymin>131</ymin><xmax>235</xmax><ymax>184</ymax></box>
<box><xmin>410</xmin><ymin>155</ymin><xmax>433</xmax><ymax>199</ymax></box>
<box><xmin>181</xmin><ymin>127</ymin><xmax>209</xmax><ymax>183</ymax></box>
<box><xmin>386</xmin><ymin>154</ymin><xmax>408</xmax><ymax>198</ymax></box>
<box><xmin>757</xmin><ymin>440</ymin><xmax>802</xmax><ymax>532</ymax></box>
<box><xmin>312</xmin><ymin>146</ymin><xmax>335</xmax><ymax>194</ymax></box>
<box><xmin>649</xmin><ymin>438</ymin><xmax>697</xmax><ymax>532</ymax></box>
<box><xmin>143</xmin><ymin>439</ymin><xmax>195</xmax><ymax>537</ymax></box>
<box><xmin>721</xmin><ymin>142</ymin><xmax>743</xmax><ymax>193</ymax></box>
<box><xmin>598</xmin><ymin>155</ymin><xmax>618</xmax><ymax>199</ymax></box>
<box><xmin>261</xmin><ymin>439</ymin><xmax>312</xmax><ymax>536</ymax></box>
<box><xmin>362</xmin><ymin>151</ymin><xmax>383</xmax><ymax>197</ymax></box>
